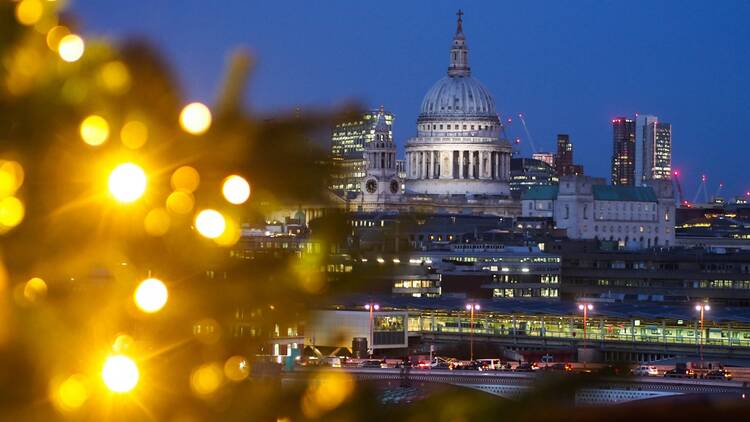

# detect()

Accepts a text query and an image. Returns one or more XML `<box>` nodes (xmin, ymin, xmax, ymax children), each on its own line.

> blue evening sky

<box><xmin>71</xmin><ymin>0</ymin><xmax>750</xmax><ymax>199</ymax></box>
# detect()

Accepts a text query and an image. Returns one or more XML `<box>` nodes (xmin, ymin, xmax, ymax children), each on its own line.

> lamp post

<box><xmin>364</xmin><ymin>303</ymin><xmax>379</xmax><ymax>357</ymax></box>
<box><xmin>695</xmin><ymin>303</ymin><xmax>710</xmax><ymax>367</ymax></box>
<box><xmin>577</xmin><ymin>303</ymin><xmax>593</xmax><ymax>368</ymax></box>
<box><xmin>465</xmin><ymin>303</ymin><xmax>480</xmax><ymax>361</ymax></box>
<box><xmin>577</xmin><ymin>303</ymin><xmax>594</xmax><ymax>348</ymax></box>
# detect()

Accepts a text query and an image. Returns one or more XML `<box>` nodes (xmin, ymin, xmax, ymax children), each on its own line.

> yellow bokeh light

<box><xmin>58</xmin><ymin>34</ymin><xmax>85</xmax><ymax>62</ymax></box>
<box><xmin>190</xmin><ymin>363</ymin><xmax>224</xmax><ymax>396</ymax></box>
<box><xmin>23</xmin><ymin>277</ymin><xmax>47</xmax><ymax>303</ymax></box>
<box><xmin>0</xmin><ymin>196</ymin><xmax>25</xmax><ymax>232</ymax></box>
<box><xmin>101</xmin><ymin>355</ymin><xmax>139</xmax><ymax>393</ymax></box>
<box><xmin>179</xmin><ymin>102</ymin><xmax>212</xmax><ymax>135</ymax></box>
<box><xmin>0</xmin><ymin>160</ymin><xmax>24</xmax><ymax>198</ymax></box>
<box><xmin>223</xmin><ymin>356</ymin><xmax>250</xmax><ymax>382</ymax></box>
<box><xmin>193</xmin><ymin>318</ymin><xmax>221</xmax><ymax>345</ymax></box>
<box><xmin>194</xmin><ymin>209</ymin><xmax>225</xmax><ymax>239</ymax></box>
<box><xmin>170</xmin><ymin>166</ymin><xmax>200</xmax><ymax>193</ymax></box>
<box><xmin>133</xmin><ymin>278</ymin><xmax>168</xmax><ymax>313</ymax></box>
<box><xmin>144</xmin><ymin>208</ymin><xmax>170</xmax><ymax>236</ymax></box>
<box><xmin>98</xmin><ymin>61</ymin><xmax>130</xmax><ymax>94</ymax></box>
<box><xmin>46</xmin><ymin>25</ymin><xmax>70</xmax><ymax>51</ymax></box>
<box><xmin>15</xmin><ymin>0</ymin><xmax>43</xmax><ymax>26</ymax></box>
<box><xmin>120</xmin><ymin>120</ymin><xmax>148</xmax><ymax>149</ymax></box>
<box><xmin>166</xmin><ymin>191</ymin><xmax>194</xmax><ymax>215</ymax></box>
<box><xmin>52</xmin><ymin>374</ymin><xmax>88</xmax><ymax>412</ymax></box>
<box><xmin>214</xmin><ymin>216</ymin><xmax>240</xmax><ymax>247</ymax></box>
<box><xmin>108</xmin><ymin>163</ymin><xmax>147</xmax><ymax>203</ymax></box>
<box><xmin>301</xmin><ymin>371</ymin><xmax>355</xmax><ymax>418</ymax></box>
<box><xmin>112</xmin><ymin>334</ymin><xmax>135</xmax><ymax>354</ymax></box>
<box><xmin>222</xmin><ymin>175</ymin><xmax>251</xmax><ymax>205</ymax></box>
<box><xmin>80</xmin><ymin>115</ymin><xmax>110</xmax><ymax>146</ymax></box>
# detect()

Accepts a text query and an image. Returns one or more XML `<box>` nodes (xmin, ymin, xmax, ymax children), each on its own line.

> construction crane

<box><xmin>692</xmin><ymin>174</ymin><xmax>709</xmax><ymax>204</ymax></box>
<box><xmin>713</xmin><ymin>182</ymin><xmax>724</xmax><ymax>202</ymax></box>
<box><xmin>517</xmin><ymin>113</ymin><xmax>539</xmax><ymax>154</ymax></box>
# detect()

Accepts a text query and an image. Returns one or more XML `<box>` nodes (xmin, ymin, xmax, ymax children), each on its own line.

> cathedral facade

<box><xmin>333</xmin><ymin>12</ymin><xmax>518</xmax><ymax>217</ymax></box>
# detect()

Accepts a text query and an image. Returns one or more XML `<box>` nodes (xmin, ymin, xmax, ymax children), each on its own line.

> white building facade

<box><xmin>522</xmin><ymin>176</ymin><xmax>675</xmax><ymax>248</ymax></box>
<box><xmin>404</xmin><ymin>12</ymin><xmax>512</xmax><ymax>197</ymax></box>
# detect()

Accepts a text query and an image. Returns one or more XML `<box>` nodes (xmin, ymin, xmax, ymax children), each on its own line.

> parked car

<box><xmin>664</xmin><ymin>367</ymin><xmax>695</xmax><ymax>378</ymax></box>
<box><xmin>631</xmin><ymin>365</ymin><xmax>659</xmax><ymax>376</ymax></box>
<box><xmin>704</xmin><ymin>369</ymin><xmax>733</xmax><ymax>380</ymax></box>
<box><xmin>514</xmin><ymin>362</ymin><xmax>539</xmax><ymax>372</ymax></box>
<box><xmin>545</xmin><ymin>363</ymin><xmax>573</xmax><ymax>372</ymax></box>
<box><xmin>359</xmin><ymin>359</ymin><xmax>385</xmax><ymax>368</ymax></box>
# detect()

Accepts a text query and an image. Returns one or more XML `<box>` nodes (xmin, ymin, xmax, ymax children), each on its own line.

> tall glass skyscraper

<box><xmin>643</xmin><ymin>121</ymin><xmax>672</xmax><ymax>181</ymax></box>
<box><xmin>611</xmin><ymin>117</ymin><xmax>636</xmax><ymax>186</ymax></box>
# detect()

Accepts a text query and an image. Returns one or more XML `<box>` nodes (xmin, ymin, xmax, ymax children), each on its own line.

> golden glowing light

<box><xmin>0</xmin><ymin>196</ymin><xmax>25</xmax><ymax>233</ymax></box>
<box><xmin>193</xmin><ymin>318</ymin><xmax>221</xmax><ymax>345</ymax></box>
<box><xmin>301</xmin><ymin>371</ymin><xmax>355</xmax><ymax>418</ymax></box>
<box><xmin>190</xmin><ymin>363</ymin><xmax>223</xmax><ymax>396</ymax></box>
<box><xmin>120</xmin><ymin>120</ymin><xmax>148</xmax><ymax>149</ymax></box>
<box><xmin>214</xmin><ymin>216</ymin><xmax>241</xmax><ymax>247</ymax></box>
<box><xmin>23</xmin><ymin>277</ymin><xmax>47</xmax><ymax>303</ymax></box>
<box><xmin>98</xmin><ymin>61</ymin><xmax>130</xmax><ymax>94</ymax></box>
<box><xmin>52</xmin><ymin>375</ymin><xmax>88</xmax><ymax>412</ymax></box>
<box><xmin>79</xmin><ymin>115</ymin><xmax>110</xmax><ymax>146</ymax></box>
<box><xmin>58</xmin><ymin>34</ymin><xmax>85</xmax><ymax>62</ymax></box>
<box><xmin>112</xmin><ymin>334</ymin><xmax>135</xmax><ymax>354</ymax></box>
<box><xmin>170</xmin><ymin>166</ymin><xmax>200</xmax><ymax>193</ymax></box>
<box><xmin>224</xmin><ymin>356</ymin><xmax>250</xmax><ymax>382</ymax></box>
<box><xmin>195</xmin><ymin>209</ymin><xmax>225</xmax><ymax>239</ymax></box>
<box><xmin>46</xmin><ymin>25</ymin><xmax>70</xmax><ymax>51</ymax></box>
<box><xmin>15</xmin><ymin>0</ymin><xmax>43</xmax><ymax>26</ymax></box>
<box><xmin>144</xmin><ymin>208</ymin><xmax>170</xmax><ymax>236</ymax></box>
<box><xmin>101</xmin><ymin>355</ymin><xmax>139</xmax><ymax>393</ymax></box>
<box><xmin>222</xmin><ymin>175</ymin><xmax>250</xmax><ymax>205</ymax></box>
<box><xmin>0</xmin><ymin>160</ymin><xmax>24</xmax><ymax>198</ymax></box>
<box><xmin>134</xmin><ymin>278</ymin><xmax>168</xmax><ymax>313</ymax></box>
<box><xmin>108</xmin><ymin>163</ymin><xmax>147</xmax><ymax>203</ymax></box>
<box><xmin>179</xmin><ymin>102</ymin><xmax>212</xmax><ymax>135</ymax></box>
<box><xmin>166</xmin><ymin>191</ymin><xmax>194</xmax><ymax>215</ymax></box>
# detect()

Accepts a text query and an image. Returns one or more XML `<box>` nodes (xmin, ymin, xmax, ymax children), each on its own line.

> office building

<box><xmin>643</xmin><ymin>121</ymin><xmax>672</xmax><ymax>182</ymax></box>
<box><xmin>611</xmin><ymin>117</ymin><xmax>636</xmax><ymax>186</ymax></box>
<box><xmin>554</xmin><ymin>134</ymin><xmax>584</xmax><ymax>176</ymax></box>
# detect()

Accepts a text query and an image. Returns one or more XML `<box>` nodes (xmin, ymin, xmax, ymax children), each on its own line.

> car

<box><xmin>454</xmin><ymin>361</ymin><xmax>482</xmax><ymax>371</ymax></box>
<box><xmin>545</xmin><ymin>363</ymin><xmax>573</xmax><ymax>372</ymax></box>
<box><xmin>631</xmin><ymin>365</ymin><xmax>659</xmax><ymax>376</ymax></box>
<box><xmin>664</xmin><ymin>368</ymin><xmax>695</xmax><ymax>378</ymax></box>
<box><xmin>359</xmin><ymin>359</ymin><xmax>385</xmax><ymax>368</ymax></box>
<box><xmin>704</xmin><ymin>369</ymin><xmax>733</xmax><ymax>381</ymax></box>
<box><xmin>514</xmin><ymin>362</ymin><xmax>539</xmax><ymax>372</ymax></box>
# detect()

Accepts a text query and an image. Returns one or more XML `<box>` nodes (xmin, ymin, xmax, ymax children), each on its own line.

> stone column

<box><xmin>469</xmin><ymin>151</ymin><xmax>475</xmax><ymax>179</ymax></box>
<box><xmin>426</xmin><ymin>152</ymin><xmax>432</xmax><ymax>179</ymax></box>
<box><xmin>504</xmin><ymin>154</ymin><xmax>510</xmax><ymax>181</ymax></box>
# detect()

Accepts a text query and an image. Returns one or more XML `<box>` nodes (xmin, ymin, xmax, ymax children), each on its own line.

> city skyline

<box><xmin>71</xmin><ymin>1</ymin><xmax>750</xmax><ymax>199</ymax></box>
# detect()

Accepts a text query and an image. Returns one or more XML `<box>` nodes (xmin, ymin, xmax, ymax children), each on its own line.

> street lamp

<box><xmin>695</xmin><ymin>303</ymin><xmax>710</xmax><ymax>367</ymax></box>
<box><xmin>364</xmin><ymin>303</ymin><xmax>379</xmax><ymax>357</ymax></box>
<box><xmin>577</xmin><ymin>303</ymin><xmax>594</xmax><ymax>348</ymax></box>
<box><xmin>465</xmin><ymin>303</ymin><xmax>480</xmax><ymax>361</ymax></box>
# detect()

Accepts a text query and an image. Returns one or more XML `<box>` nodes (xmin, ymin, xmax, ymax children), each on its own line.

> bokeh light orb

<box><xmin>144</xmin><ymin>208</ymin><xmax>170</xmax><ymax>236</ymax></box>
<box><xmin>120</xmin><ymin>120</ymin><xmax>148</xmax><ymax>149</ymax></box>
<box><xmin>195</xmin><ymin>209</ymin><xmax>225</xmax><ymax>239</ymax></box>
<box><xmin>190</xmin><ymin>363</ymin><xmax>224</xmax><ymax>396</ymax></box>
<box><xmin>15</xmin><ymin>0</ymin><xmax>43</xmax><ymax>26</ymax></box>
<box><xmin>23</xmin><ymin>277</ymin><xmax>47</xmax><ymax>303</ymax></box>
<box><xmin>108</xmin><ymin>163</ymin><xmax>146</xmax><ymax>203</ymax></box>
<box><xmin>0</xmin><ymin>160</ymin><xmax>25</xmax><ymax>197</ymax></box>
<box><xmin>166</xmin><ymin>191</ymin><xmax>194</xmax><ymax>215</ymax></box>
<box><xmin>101</xmin><ymin>355</ymin><xmax>139</xmax><ymax>393</ymax></box>
<box><xmin>58</xmin><ymin>34</ymin><xmax>84</xmax><ymax>62</ymax></box>
<box><xmin>170</xmin><ymin>166</ymin><xmax>200</xmax><ymax>193</ymax></box>
<box><xmin>222</xmin><ymin>175</ymin><xmax>250</xmax><ymax>205</ymax></box>
<box><xmin>0</xmin><ymin>196</ymin><xmax>25</xmax><ymax>232</ymax></box>
<box><xmin>53</xmin><ymin>374</ymin><xmax>88</xmax><ymax>411</ymax></box>
<box><xmin>134</xmin><ymin>278</ymin><xmax>168</xmax><ymax>313</ymax></box>
<box><xmin>80</xmin><ymin>115</ymin><xmax>109</xmax><ymax>146</ymax></box>
<box><xmin>46</xmin><ymin>25</ymin><xmax>70</xmax><ymax>51</ymax></box>
<box><xmin>179</xmin><ymin>102</ymin><xmax>212</xmax><ymax>135</ymax></box>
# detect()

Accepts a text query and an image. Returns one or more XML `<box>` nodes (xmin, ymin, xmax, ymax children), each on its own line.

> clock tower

<box><xmin>361</xmin><ymin>106</ymin><xmax>401</xmax><ymax>204</ymax></box>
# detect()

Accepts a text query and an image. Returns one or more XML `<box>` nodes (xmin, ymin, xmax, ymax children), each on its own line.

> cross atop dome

<box><xmin>448</xmin><ymin>10</ymin><xmax>470</xmax><ymax>77</ymax></box>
